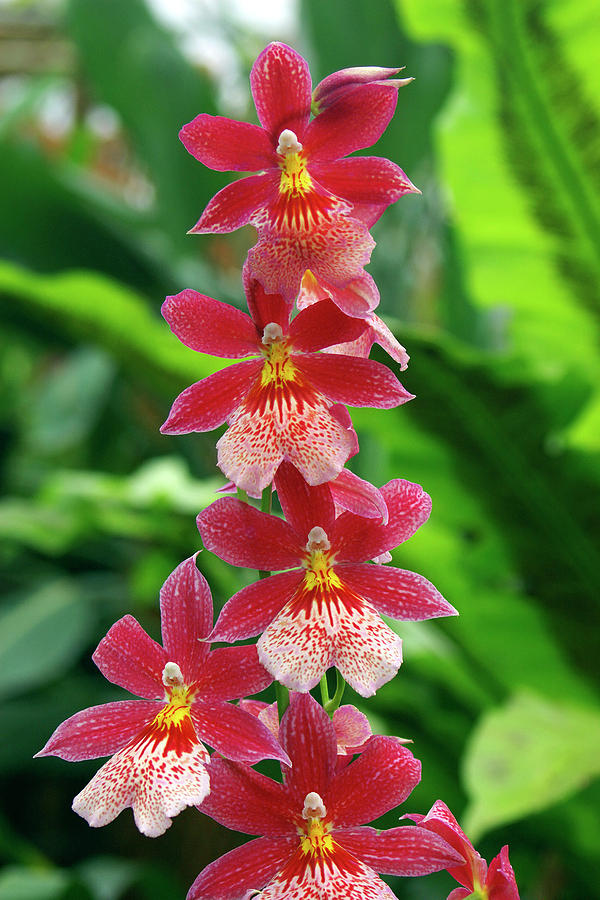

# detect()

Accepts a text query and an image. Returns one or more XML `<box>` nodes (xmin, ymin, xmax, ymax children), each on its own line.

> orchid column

<box><xmin>37</xmin><ymin>42</ymin><xmax>521</xmax><ymax>900</ymax></box>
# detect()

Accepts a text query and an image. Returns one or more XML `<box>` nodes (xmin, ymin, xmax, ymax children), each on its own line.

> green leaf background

<box><xmin>0</xmin><ymin>0</ymin><xmax>598</xmax><ymax>897</ymax></box>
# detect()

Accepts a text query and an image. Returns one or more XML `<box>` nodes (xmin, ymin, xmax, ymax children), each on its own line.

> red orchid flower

<box><xmin>180</xmin><ymin>42</ymin><xmax>418</xmax><ymax>300</ymax></box>
<box><xmin>188</xmin><ymin>694</ymin><xmax>463</xmax><ymax>900</ymax></box>
<box><xmin>406</xmin><ymin>800</ymin><xmax>520</xmax><ymax>899</ymax></box>
<box><xmin>36</xmin><ymin>557</ymin><xmax>288</xmax><ymax>837</ymax></box>
<box><xmin>197</xmin><ymin>464</ymin><xmax>457</xmax><ymax>697</ymax></box>
<box><xmin>160</xmin><ymin>280</ymin><xmax>412</xmax><ymax>496</ymax></box>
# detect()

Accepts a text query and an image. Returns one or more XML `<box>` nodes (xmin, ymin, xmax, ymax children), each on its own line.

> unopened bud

<box><xmin>312</xmin><ymin>66</ymin><xmax>413</xmax><ymax>113</ymax></box>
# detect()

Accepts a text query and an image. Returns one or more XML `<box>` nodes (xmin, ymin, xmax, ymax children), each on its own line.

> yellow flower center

<box><xmin>260</xmin><ymin>339</ymin><xmax>297</xmax><ymax>389</ymax></box>
<box><xmin>152</xmin><ymin>683</ymin><xmax>192</xmax><ymax>730</ymax></box>
<box><xmin>300</xmin><ymin>817</ymin><xmax>334</xmax><ymax>857</ymax></box>
<box><xmin>277</xmin><ymin>129</ymin><xmax>312</xmax><ymax>198</ymax></box>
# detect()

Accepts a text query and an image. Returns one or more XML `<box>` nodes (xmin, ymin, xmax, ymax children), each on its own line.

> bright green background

<box><xmin>1</xmin><ymin>0</ymin><xmax>599</xmax><ymax>897</ymax></box>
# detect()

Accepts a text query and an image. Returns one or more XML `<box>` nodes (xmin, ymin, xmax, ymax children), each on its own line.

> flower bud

<box><xmin>312</xmin><ymin>66</ymin><xmax>413</xmax><ymax>113</ymax></box>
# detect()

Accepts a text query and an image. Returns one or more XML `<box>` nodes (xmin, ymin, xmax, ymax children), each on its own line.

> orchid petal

<box><xmin>311</xmin><ymin>157</ymin><xmax>419</xmax><ymax>211</ymax></box>
<box><xmin>191</xmin><ymin>699</ymin><xmax>290</xmax><ymax>765</ymax></box>
<box><xmin>327</xmin><ymin>736</ymin><xmax>421</xmax><ymax>826</ymax></box>
<box><xmin>92</xmin><ymin>615</ymin><xmax>166</xmax><ymax>699</ymax></box>
<box><xmin>72</xmin><ymin>730</ymin><xmax>210</xmax><ymax>837</ymax></box>
<box><xmin>35</xmin><ymin>700</ymin><xmax>161</xmax><ymax>761</ymax></box>
<box><xmin>197</xmin><ymin>645</ymin><xmax>273</xmax><ymax>701</ymax></box>
<box><xmin>160</xmin><ymin>360</ymin><xmax>261</xmax><ymax>434</ymax></box>
<box><xmin>209</xmin><ymin>571</ymin><xmax>304</xmax><ymax>643</ymax></box>
<box><xmin>274</xmin><ymin>461</ymin><xmax>336</xmax><ymax>540</ymax></box>
<box><xmin>294</xmin><ymin>354</ymin><xmax>414</xmax><ymax>409</ymax></box>
<box><xmin>339</xmin><ymin>564</ymin><xmax>457</xmax><ymax>621</ymax></box>
<box><xmin>331</xmin><ymin>479</ymin><xmax>432</xmax><ymax>563</ymax></box>
<box><xmin>197</xmin><ymin>497</ymin><xmax>301</xmax><ymax>570</ymax></box>
<box><xmin>250</xmin><ymin>42</ymin><xmax>312</xmax><ymax>140</ymax></box>
<box><xmin>187</xmin><ymin>836</ymin><xmax>295</xmax><ymax>900</ymax></box>
<box><xmin>336</xmin><ymin>825</ymin><xmax>466</xmax><ymax>876</ymax></box>
<box><xmin>304</xmin><ymin>83</ymin><xmax>398</xmax><ymax>161</ymax></box>
<box><xmin>288</xmin><ymin>299</ymin><xmax>367</xmax><ymax>352</ymax></box>
<box><xmin>190</xmin><ymin>173</ymin><xmax>277</xmax><ymax>234</ymax></box>
<box><xmin>199</xmin><ymin>758</ymin><xmax>293</xmax><ymax>836</ymax></box>
<box><xmin>159</xmin><ymin>555</ymin><xmax>212</xmax><ymax>682</ymax></box>
<box><xmin>247</xmin><ymin>215</ymin><xmax>375</xmax><ymax>302</ymax></box>
<box><xmin>162</xmin><ymin>290</ymin><xmax>258</xmax><ymax>358</ymax></box>
<box><xmin>279</xmin><ymin>694</ymin><xmax>337</xmax><ymax>808</ymax></box>
<box><xmin>329</xmin><ymin>468</ymin><xmax>389</xmax><ymax>523</ymax></box>
<box><xmin>180</xmin><ymin>114</ymin><xmax>273</xmax><ymax>171</ymax></box>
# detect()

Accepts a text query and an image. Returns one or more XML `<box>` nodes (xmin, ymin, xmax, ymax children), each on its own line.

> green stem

<box><xmin>276</xmin><ymin>682</ymin><xmax>289</xmax><ymax>720</ymax></box>
<box><xmin>259</xmin><ymin>485</ymin><xmax>273</xmax><ymax>579</ymax></box>
<box><xmin>319</xmin><ymin>673</ymin><xmax>330</xmax><ymax>707</ymax></box>
<box><xmin>236</xmin><ymin>487</ymin><xmax>249</xmax><ymax>503</ymax></box>
<box><xmin>324</xmin><ymin>669</ymin><xmax>346</xmax><ymax>716</ymax></box>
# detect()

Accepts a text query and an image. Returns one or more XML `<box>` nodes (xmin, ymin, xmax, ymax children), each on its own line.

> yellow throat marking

<box><xmin>260</xmin><ymin>341</ymin><xmax>297</xmax><ymax>388</ymax></box>
<box><xmin>152</xmin><ymin>685</ymin><xmax>192</xmax><ymax>730</ymax></box>
<box><xmin>300</xmin><ymin>818</ymin><xmax>334</xmax><ymax>857</ymax></box>
<box><xmin>279</xmin><ymin>151</ymin><xmax>312</xmax><ymax>198</ymax></box>
<box><xmin>304</xmin><ymin>550</ymin><xmax>341</xmax><ymax>592</ymax></box>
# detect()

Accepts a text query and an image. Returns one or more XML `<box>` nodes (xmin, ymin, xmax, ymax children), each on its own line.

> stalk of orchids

<box><xmin>37</xmin><ymin>43</ymin><xmax>520</xmax><ymax>900</ymax></box>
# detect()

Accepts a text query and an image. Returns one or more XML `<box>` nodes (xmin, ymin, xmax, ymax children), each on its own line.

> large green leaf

<box><xmin>0</xmin><ymin>260</ymin><xmax>226</xmax><ymax>385</ymax></box>
<box><xmin>397</xmin><ymin>0</ymin><xmax>600</xmax><ymax>422</ymax></box>
<box><xmin>0</xmin><ymin>580</ymin><xmax>94</xmax><ymax>700</ymax></box>
<box><xmin>462</xmin><ymin>691</ymin><xmax>600</xmax><ymax>839</ymax></box>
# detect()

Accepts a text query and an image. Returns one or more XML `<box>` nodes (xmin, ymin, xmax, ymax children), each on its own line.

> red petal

<box><xmin>279</xmin><ymin>694</ymin><xmax>337</xmax><ymax>811</ymax></box>
<box><xmin>311</xmin><ymin>157</ymin><xmax>419</xmax><ymax>210</ymax></box>
<box><xmin>332</xmin><ymin>705</ymin><xmax>372</xmax><ymax>754</ymax></box>
<box><xmin>35</xmin><ymin>700</ymin><xmax>160</xmax><ymax>761</ymax></box>
<box><xmin>210</xmin><ymin>571</ymin><xmax>304</xmax><ymax>642</ymax></box>
<box><xmin>288</xmin><ymin>299</ymin><xmax>367</xmax><ymax>351</ymax></box>
<box><xmin>197</xmin><ymin>497</ymin><xmax>302</xmax><ymax>570</ymax></box>
<box><xmin>331</xmin><ymin>479</ymin><xmax>432</xmax><ymax>563</ymax></box>
<box><xmin>160</xmin><ymin>360</ymin><xmax>261</xmax><ymax>434</ymax></box>
<box><xmin>199</xmin><ymin>758</ymin><xmax>293</xmax><ymax>835</ymax></box>
<box><xmin>192</xmin><ymin>700</ymin><xmax>289</xmax><ymax>765</ymax></box>
<box><xmin>487</xmin><ymin>846</ymin><xmax>520</xmax><ymax>900</ymax></box>
<box><xmin>336</xmin><ymin>825</ymin><xmax>466</xmax><ymax>876</ymax></box>
<box><xmin>250</xmin><ymin>42</ymin><xmax>311</xmax><ymax>140</ymax></box>
<box><xmin>274</xmin><ymin>461</ymin><xmax>336</xmax><ymax>539</ymax></box>
<box><xmin>179</xmin><ymin>114</ymin><xmax>273</xmax><ymax>171</ymax></box>
<box><xmin>329</xmin><ymin>468</ymin><xmax>389</xmax><ymax>523</ymax></box>
<box><xmin>244</xmin><ymin>273</ymin><xmax>292</xmax><ymax>332</ymax></box>
<box><xmin>187</xmin><ymin>836</ymin><xmax>295</xmax><ymax>900</ymax></box>
<box><xmin>197</xmin><ymin>645</ymin><xmax>273</xmax><ymax>701</ymax></box>
<box><xmin>304</xmin><ymin>84</ymin><xmax>398</xmax><ymax>161</ymax></box>
<box><xmin>339</xmin><ymin>564</ymin><xmax>457</xmax><ymax>621</ymax></box>
<box><xmin>327</xmin><ymin>736</ymin><xmax>421</xmax><ymax>826</ymax></box>
<box><xmin>162</xmin><ymin>290</ymin><xmax>258</xmax><ymax>358</ymax></box>
<box><xmin>190</xmin><ymin>173</ymin><xmax>277</xmax><ymax>233</ymax></box>
<box><xmin>159</xmin><ymin>556</ymin><xmax>212</xmax><ymax>682</ymax></box>
<box><xmin>92</xmin><ymin>615</ymin><xmax>166</xmax><ymax>699</ymax></box>
<box><xmin>295</xmin><ymin>354</ymin><xmax>414</xmax><ymax>408</ymax></box>
<box><xmin>247</xmin><ymin>214</ymin><xmax>375</xmax><ymax>302</ymax></box>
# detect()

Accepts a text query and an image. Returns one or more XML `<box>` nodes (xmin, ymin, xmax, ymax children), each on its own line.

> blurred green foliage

<box><xmin>0</xmin><ymin>0</ymin><xmax>599</xmax><ymax>898</ymax></box>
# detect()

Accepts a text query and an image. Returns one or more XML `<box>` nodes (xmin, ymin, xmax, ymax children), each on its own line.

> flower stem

<box><xmin>324</xmin><ymin>668</ymin><xmax>346</xmax><ymax>717</ymax></box>
<box><xmin>319</xmin><ymin>673</ymin><xmax>330</xmax><ymax>707</ymax></box>
<box><xmin>236</xmin><ymin>487</ymin><xmax>249</xmax><ymax>503</ymax></box>
<box><xmin>258</xmin><ymin>485</ymin><xmax>273</xmax><ymax>579</ymax></box>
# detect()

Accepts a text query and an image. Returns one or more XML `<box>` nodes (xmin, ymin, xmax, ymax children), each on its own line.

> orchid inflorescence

<box><xmin>38</xmin><ymin>43</ymin><xmax>520</xmax><ymax>900</ymax></box>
